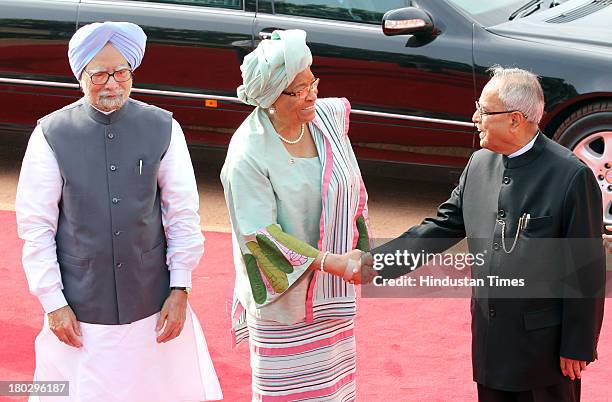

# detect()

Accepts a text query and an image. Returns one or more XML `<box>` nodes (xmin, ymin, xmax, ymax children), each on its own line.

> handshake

<box><xmin>321</xmin><ymin>249</ymin><xmax>377</xmax><ymax>285</ymax></box>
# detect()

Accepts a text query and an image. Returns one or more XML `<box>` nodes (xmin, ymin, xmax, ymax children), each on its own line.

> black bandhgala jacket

<box><xmin>373</xmin><ymin>133</ymin><xmax>606</xmax><ymax>392</ymax></box>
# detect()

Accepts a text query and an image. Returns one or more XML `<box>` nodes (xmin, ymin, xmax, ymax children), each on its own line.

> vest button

<box><xmin>116</xmin><ymin>262</ymin><xmax>123</xmax><ymax>269</ymax></box>
<box><xmin>498</xmin><ymin>209</ymin><xmax>506</xmax><ymax>218</ymax></box>
<box><xmin>503</xmin><ymin>176</ymin><xmax>511</xmax><ymax>185</ymax></box>
<box><xmin>114</xmin><ymin>230</ymin><xmax>121</xmax><ymax>236</ymax></box>
<box><xmin>110</xmin><ymin>164</ymin><xmax>117</xmax><ymax>171</ymax></box>
<box><xmin>112</xmin><ymin>197</ymin><xmax>119</xmax><ymax>204</ymax></box>
<box><xmin>489</xmin><ymin>307</ymin><xmax>496</xmax><ymax>318</ymax></box>
<box><xmin>492</xmin><ymin>242</ymin><xmax>500</xmax><ymax>251</ymax></box>
<box><xmin>107</xmin><ymin>132</ymin><xmax>115</xmax><ymax>139</ymax></box>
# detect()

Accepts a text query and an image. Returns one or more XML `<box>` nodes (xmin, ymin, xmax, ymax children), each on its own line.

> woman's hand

<box><xmin>323</xmin><ymin>250</ymin><xmax>378</xmax><ymax>285</ymax></box>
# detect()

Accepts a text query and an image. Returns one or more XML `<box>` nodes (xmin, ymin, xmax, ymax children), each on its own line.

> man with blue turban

<box><xmin>16</xmin><ymin>22</ymin><xmax>222</xmax><ymax>401</ymax></box>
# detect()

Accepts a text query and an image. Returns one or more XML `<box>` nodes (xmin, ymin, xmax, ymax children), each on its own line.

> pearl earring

<box><xmin>269</xmin><ymin>107</ymin><xmax>276</xmax><ymax>115</ymax></box>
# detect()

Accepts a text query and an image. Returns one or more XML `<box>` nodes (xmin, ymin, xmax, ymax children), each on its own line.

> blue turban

<box><xmin>237</xmin><ymin>29</ymin><xmax>312</xmax><ymax>109</ymax></box>
<box><xmin>68</xmin><ymin>21</ymin><xmax>147</xmax><ymax>80</ymax></box>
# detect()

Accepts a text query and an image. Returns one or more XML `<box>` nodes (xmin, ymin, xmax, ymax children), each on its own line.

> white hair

<box><xmin>486</xmin><ymin>66</ymin><xmax>544</xmax><ymax>124</ymax></box>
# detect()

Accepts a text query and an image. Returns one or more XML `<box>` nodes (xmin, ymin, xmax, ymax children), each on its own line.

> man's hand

<box><xmin>359</xmin><ymin>252</ymin><xmax>377</xmax><ymax>284</ymax></box>
<box><xmin>560</xmin><ymin>357</ymin><xmax>588</xmax><ymax>380</ymax></box>
<box><xmin>156</xmin><ymin>289</ymin><xmax>188</xmax><ymax>343</ymax></box>
<box><xmin>603</xmin><ymin>225</ymin><xmax>612</xmax><ymax>254</ymax></box>
<box><xmin>48</xmin><ymin>305</ymin><xmax>82</xmax><ymax>348</ymax></box>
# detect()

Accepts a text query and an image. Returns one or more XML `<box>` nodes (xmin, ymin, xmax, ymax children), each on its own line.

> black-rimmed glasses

<box><xmin>84</xmin><ymin>69</ymin><xmax>133</xmax><ymax>85</ymax></box>
<box><xmin>475</xmin><ymin>100</ymin><xmax>523</xmax><ymax>117</ymax></box>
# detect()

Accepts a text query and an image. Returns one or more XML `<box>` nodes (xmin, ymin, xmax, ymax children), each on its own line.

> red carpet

<box><xmin>0</xmin><ymin>209</ymin><xmax>610</xmax><ymax>401</ymax></box>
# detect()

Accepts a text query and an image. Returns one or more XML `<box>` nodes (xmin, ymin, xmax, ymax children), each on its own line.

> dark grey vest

<box><xmin>40</xmin><ymin>98</ymin><xmax>172</xmax><ymax>325</ymax></box>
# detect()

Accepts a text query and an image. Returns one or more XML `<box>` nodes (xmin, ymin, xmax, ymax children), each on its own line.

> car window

<box><xmin>271</xmin><ymin>0</ymin><xmax>407</xmax><ymax>25</ymax></box>
<box><xmin>131</xmin><ymin>0</ymin><xmax>243</xmax><ymax>9</ymax></box>
<box><xmin>447</xmin><ymin>0</ymin><xmax>568</xmax><ymax>26</ymax></box>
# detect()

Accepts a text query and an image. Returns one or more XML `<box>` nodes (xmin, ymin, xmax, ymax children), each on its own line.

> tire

<box><xmin>553</xmin><ymin>101</ymin><xmax>612</xmax><ymax>226</ymax></box>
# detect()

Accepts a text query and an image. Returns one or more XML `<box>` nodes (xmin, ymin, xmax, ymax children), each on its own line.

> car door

<box><xmin>254</xmin><ymin>0</ymin><xmax>477</xmax><ymax>179</ymax></box>
<box><xmin>77</xmin><ymin>0</ymin><xmax>255</xmax><ymax>150</ymax></box>
<box><xmin>0</xmin><ymin>0</ymin><xmax>80</xmax><ymax>137</ymax></box>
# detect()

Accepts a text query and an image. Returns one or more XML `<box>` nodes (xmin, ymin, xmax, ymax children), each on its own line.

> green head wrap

<box><xmin>237</xmin><ymin>29</ymin><xmax>312</xmax><ymax>109</ymax></box>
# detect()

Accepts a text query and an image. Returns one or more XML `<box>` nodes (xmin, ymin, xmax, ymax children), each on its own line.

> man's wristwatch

<box><xmin>170</xmin><ymin>286</ymin><xmax>191</xmax><ymax>295</ymax></box>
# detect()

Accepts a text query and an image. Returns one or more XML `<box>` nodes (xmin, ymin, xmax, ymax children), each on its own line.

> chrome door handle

<box><xmin>259</xmin><ymin>31</ymin><xmax>272</xmax><ymax>40</ymax></box>
<box><xmin>259</xmin><ymin>28</ymin><xmax>283</xmax><ymax>40</ymax></box>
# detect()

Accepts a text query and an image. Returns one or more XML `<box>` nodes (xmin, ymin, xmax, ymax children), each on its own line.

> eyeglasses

<box><xmin>84</xmin><ymin>69</ymin><xmax>133</xmax><ymax>85</ymax></box>
<box><xmin>282</xmin><ymin>78</ymin><xmax>319</xmax><ymax>100</ymax></box>
<box><xmin>475</xmin><ymin>101</ymin><xmax>524</xmax><ymax>117</ymax></box>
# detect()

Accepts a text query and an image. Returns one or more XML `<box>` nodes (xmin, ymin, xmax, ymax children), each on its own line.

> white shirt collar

<box><xmin>508</xmin><ymin>133</ymin><xmax>538</xmax><ymax>158</ymax></box>
<box><xmin>93</xmin><ymin>105</ymin><xmax>114</xmax><ymax>115</ymax></box>
<box><xmin>85</xmin><ymin>97</ymin><xmax>116</xmax><ymax>115</ymax></box>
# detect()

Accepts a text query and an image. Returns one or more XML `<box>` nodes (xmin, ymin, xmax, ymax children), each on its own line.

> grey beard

<box><xmin>96</xmin><ymin>93</ymin><xmax>127</xmax><ymax>111</ymax></box>
<box><xmin>81</xmin><ymin>82</ymin><xmax>130</xmax><ymax>112</ymax></box>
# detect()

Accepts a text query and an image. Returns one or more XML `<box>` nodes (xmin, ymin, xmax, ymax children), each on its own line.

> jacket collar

<box><xmin>502</xmin><ymin>130</ymin><xmax>546</xmax><ymax>169</ymax></box>
<box><xmin>84</xmin><ymin>98</ymin><xmax>130</xmax><ymax>125</ymax></box>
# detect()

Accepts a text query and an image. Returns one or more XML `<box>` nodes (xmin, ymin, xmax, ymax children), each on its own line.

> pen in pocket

<box><xmin>139</xmin><ymin>159</ymin><xmax>142</xmax><ymax>175</ymax></box>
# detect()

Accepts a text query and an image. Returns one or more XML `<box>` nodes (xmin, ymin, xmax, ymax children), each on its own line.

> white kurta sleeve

<box><xmin>158</xmin><ymin>119</ymin><xmax>204</xmax><ymax>288</ymax></box>
<box><xmin>15</xmin><ymin>125</ymin><xmax>67</xmax><ymax>313</ymax></box>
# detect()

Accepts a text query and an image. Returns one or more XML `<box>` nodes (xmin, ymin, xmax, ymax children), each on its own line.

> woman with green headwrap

<box><xmin>221</xmin><ymin>29</ymin><xmax>375</xmax><ymax>401</ymax></box>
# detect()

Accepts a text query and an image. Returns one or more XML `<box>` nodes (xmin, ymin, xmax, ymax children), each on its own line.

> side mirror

<box><xmin>382</xmin><ymin>7</ymin><xmax>436</xmax><ymax>38</ymax></box>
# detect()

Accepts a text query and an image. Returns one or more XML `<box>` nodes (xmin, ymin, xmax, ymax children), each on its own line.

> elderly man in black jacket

<box><xmin>371</xmin><ymin>66</ymin><xmax>605</xmax><ymax>402</ymax></box>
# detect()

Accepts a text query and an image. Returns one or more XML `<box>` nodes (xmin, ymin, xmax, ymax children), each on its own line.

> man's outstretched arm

<box><xmin>370</xmin><ymin>158</ymin><xmax>472</xmax><ymax>280</ymax></box>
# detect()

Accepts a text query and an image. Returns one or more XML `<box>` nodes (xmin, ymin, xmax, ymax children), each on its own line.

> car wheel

<box><xmin>553</xmin><ymin>101</ymin><xmax>611</xmax><ymax>225</ymax></box>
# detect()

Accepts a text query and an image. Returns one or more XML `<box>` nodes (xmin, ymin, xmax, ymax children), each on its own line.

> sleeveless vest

<box><xmin>40</xmin><ymin>98</ymin><xmax>172</xmax><ymax>324</ymax></box>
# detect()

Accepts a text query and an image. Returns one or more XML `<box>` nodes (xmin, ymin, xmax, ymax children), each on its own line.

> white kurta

<box><xmin>16</xmin><ymin>101</ymin><xmax>222</xmax><ymax>401</ymax></box>
<box><xmin>31</xmin><ymin>304</ymin><xmax>222</xmax><ymax>402</ymax></box>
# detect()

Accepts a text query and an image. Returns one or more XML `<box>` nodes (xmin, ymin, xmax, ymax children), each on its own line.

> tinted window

<box><xmin>447</xmin><ymin>0</ymin><xmax>570</xmax><ymax>26</ymax></box>
<box><xmin>447</xmin><ymin>0</ymin><xmax>525</xmax><ymax>25</ymax></box>
<box><xmin>272</xmin><ymin>0</ymin><xmax>407</xmax><ymax>25</ymax></box>
<box><xmin>136</xmin><ymin>0</ymin><xmax>242</xmax><ymax>9</ymax></box>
